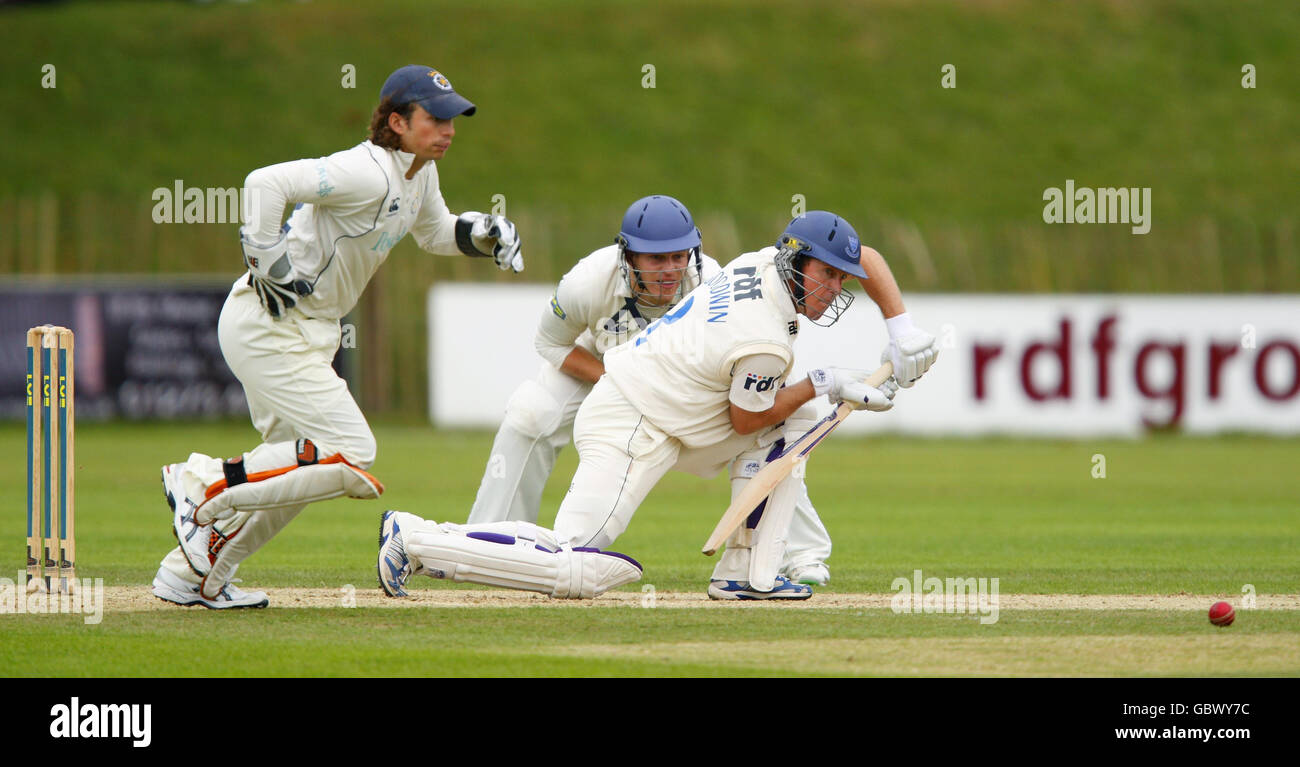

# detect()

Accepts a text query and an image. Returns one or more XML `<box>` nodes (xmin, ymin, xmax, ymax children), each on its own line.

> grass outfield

<box><xmin>1</xmin><ymin>421</ymin><xmax>1297</xmax><ymax>677</ymax></box>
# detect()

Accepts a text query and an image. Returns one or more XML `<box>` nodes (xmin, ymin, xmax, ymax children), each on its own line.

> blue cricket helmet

<box><xmin>615</xmin><ymin>195</ymin><xmax>704</xmax><ymax>310</ymax></box>
<box><xmin>616</xmin><ymin>196</ymin><xmax>702</xmax><ymax>254</ymax></box>
<box><xmin>774</xmin><ymin>211</ymin><xmax>865</xmax><ymax>326</ymax></box>
<box><xmin>775</xmin><ymin>211</ymin><xmax>867</xmax><ymax>279</ymax></box>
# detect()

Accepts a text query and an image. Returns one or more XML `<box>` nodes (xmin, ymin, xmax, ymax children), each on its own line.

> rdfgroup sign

<box><xmin>430</xmin><ymin>286</ymin><xmax>1299</xmax><ymax>437</ymax></box>
<box><xmin>814</xmin><ymin>295</ymin><xmax>1298</xmax><ymax>436</ymax></box>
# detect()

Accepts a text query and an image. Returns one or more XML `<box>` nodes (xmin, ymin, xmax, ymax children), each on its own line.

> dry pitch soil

<box><xmin>100</xmin><ymin>588</ymin><xmax>1300</xmax><ymax>612</ymax></box>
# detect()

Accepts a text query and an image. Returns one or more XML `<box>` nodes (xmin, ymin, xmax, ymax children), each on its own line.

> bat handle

<box><xmin>864</xmin><ymin>360</ymin><xmax>893</xmax><ymax>387</ymax></box>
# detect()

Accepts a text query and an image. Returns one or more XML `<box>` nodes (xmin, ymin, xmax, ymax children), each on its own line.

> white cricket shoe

<box><xmin>377</xmin><ymin>510</ymin><xmax>412</xmax><ymax>597</ymax></box>
<box><xmin>707</xmin><ymin>575</ymin><xmax>813</xmax><ymax>601</ymax></box>
<box><xmin>785</xmin><ymin>562</ymin><xmax>830</xmax><ymax>587</ymax></box>
<box><xmin>163</xmin><ymin>463</ymin><xmax>212</xmax><ymax>577</ymax></box>
<box><xmin>151</xmin><ymin>566</ymin><xmax>268</xmax><ymax>609</ymax></box>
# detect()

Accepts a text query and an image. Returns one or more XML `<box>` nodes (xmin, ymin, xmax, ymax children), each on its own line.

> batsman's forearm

<box><xmin>559</xmin><ymin>346</ymin><xmax>605</xmax><ymax>384</ymax></box>
<box><xmin>856</xmin><ymin>246</ymin><xmax>906</xmax><ymax>319</ymax></box>
<box><xmin>728</xmin><ymin>379</ymin><xmax>816</xmax><ymax>435</ymax></box>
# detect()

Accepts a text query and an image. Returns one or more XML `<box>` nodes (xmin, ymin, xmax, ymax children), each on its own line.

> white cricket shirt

<box><xmin>534</xmin><ymin>245</ymin><xmax>721</xmax><ymax>368</ymax></box>
<box><xmin>603</xmin><ymin>248</ymin><xmax>800</xmax><ymax>447</ymax></box>
<box><xmin>240</xmin><ymin>141</ymin><xmax>462</xmax><ymax>320</ymax></box>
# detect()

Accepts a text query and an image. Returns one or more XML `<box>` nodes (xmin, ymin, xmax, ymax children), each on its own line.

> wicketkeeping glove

<box><xmin>880</xmin><ymin>312</ymin><xmax>938</xmax><ymax>388</ymax></box>
<box><xmin>240</xmin><ymin>228</ymin><xmax>314</xmax><ymax>319</ymax></box>
<box><xmin>808</xmin><ymin>367</ymin><xmax>895</xmax><ymax>412</ymax></box>
<box><xmin>456</xmin><ymin>212</ymin><xmax>524</xmax><ymax>273</ymax></box>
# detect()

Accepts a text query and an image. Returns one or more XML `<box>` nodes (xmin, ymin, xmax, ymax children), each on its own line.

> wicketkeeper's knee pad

<box><xmin>195</xmin><ymin>448</ymin><xmax>383</xmax><ymax>524</ymax></box>
<box><xmin>502</xmin><ymin>378</ymin><xmax>566</xmax><ymax>440</ymax></box>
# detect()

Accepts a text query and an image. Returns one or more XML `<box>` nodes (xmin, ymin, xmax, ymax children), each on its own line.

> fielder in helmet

<box><xmin>615</xmin><ymin>195</ymin><xmax>705</xmax><ymax>310</ymax></box>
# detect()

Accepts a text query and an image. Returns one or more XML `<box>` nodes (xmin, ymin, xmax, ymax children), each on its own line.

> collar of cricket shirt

<box><xmin>389</xmin><ymin>146</ymin><xmax>425</xmax><ymax>180</ymax></box>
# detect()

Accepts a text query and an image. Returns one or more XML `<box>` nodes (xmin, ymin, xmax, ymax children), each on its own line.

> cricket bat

<box><xmin>701</xmin><ymin>361</ymin><xmax>893</xmax><ymax>555</ymax></box>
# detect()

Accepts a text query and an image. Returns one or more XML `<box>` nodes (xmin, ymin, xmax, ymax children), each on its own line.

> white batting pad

<box><xmin>709</xmin><ymin>469</ymin><xmax>762</xmax><ymax>583</ymax></box>
<box><xmin>710</xmin><ymin>441</ymin><xmax>803</xmax><ymax>590</ymax></box>
<box><xmin>403</xmin><ymin>519</ymin><xmax>642</xmax><ymax>599</ymax></box>
<box><xmin>749</xmin><ymin>472</ymin><xmax>801</xmax><ymax>591</ymax></box>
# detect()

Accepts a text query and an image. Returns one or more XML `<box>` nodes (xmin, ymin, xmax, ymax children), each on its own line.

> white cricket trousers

<box><xmin>554</xmin><ymin>376</ymin><xmax>759</xmax><ymax>550</ymax></box>
<box><xmin>468</xmin><ymin>361</ymin><xmax>591</xmax><ymax>524</ymax></box>
<box><xmin>219</xmin><ymin>281</ymin><xmax>376</xmax><ymax>467</ymax></box>
<box><xmin>157</xmin><ymin>281</ymin><xmax>378</xmax><ymax>588</ymax></box>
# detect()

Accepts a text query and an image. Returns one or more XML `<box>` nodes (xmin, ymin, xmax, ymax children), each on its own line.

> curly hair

<box><xmin>368</xmin><ymin>98</ymin><xmax>416</xmax><ymax>150</ymax></box>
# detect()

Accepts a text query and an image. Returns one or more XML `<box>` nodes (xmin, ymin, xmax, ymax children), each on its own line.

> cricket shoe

<box><xmin>707</xmin><ymin>575</ymin><xmax>813</xmax><ymax>601</ymax></box>
<box><xmin>151</xmin><ymin>566</ymin><xmax>268</xmax><ymax>609</ymax></box>
<box><xmin>377</xmin><ymin>510</ymin><xmax>413</xmax><ymax>597</ymax></box>
<box><xmin>163</xmin><ymin>463</ymin><xmax>212</xmax><ymax>577</ymax></box>
<box><xmin>784</xmin><ymin>562</ymin><xmax>830</xmax><ymax>587</ymax></box>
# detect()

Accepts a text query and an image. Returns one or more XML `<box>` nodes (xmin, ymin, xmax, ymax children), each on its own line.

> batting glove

<box><xmin>456</xmin><ymin>212</ymin><xmax>524</xmax><ymax>273</ymax></box>
<box><xmin>808</xmin><ymin>367</ymin><xmax>895</xmax><ymax>412</ymax></box>
<box><xmin>240</xmin><ymin>227</ymin><xmax>313</xmax><ymax>318</ymax></box>
<box><xmin>880</xmin><ymin>312</ymin><xmax>938</xmax><ymax>388</ymax></box>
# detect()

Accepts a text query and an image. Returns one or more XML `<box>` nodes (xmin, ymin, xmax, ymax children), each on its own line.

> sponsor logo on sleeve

<box><xmin>314</xmin><ymin>161</ymin><xmax>335</xmax><ymax>198</ymax></box>
<box><xmin>550</xmin><ymin>296</ymin><xmax>566</xmax><ymax>320</ymax></box>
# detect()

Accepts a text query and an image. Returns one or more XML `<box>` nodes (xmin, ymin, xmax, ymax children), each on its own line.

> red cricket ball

<box><xmin>1208</xmin><ymin>600</ymin><xmax>1235</xmax><ymax>627</ymax></box>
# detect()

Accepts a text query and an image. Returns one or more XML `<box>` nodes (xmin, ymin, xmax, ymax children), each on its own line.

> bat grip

<box><xmin>864</xmin><ymin>360</ymin><xmax>894</xmax><ymax>387</ymax></box>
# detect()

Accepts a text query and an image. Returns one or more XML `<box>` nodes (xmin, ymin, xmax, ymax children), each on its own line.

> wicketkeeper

<box><xmin>378</xmin><ymin>211</ymin><xmax>939</xmax><ymax>600</ymax></box>
<box><xmin>153</xmin><ymin>65</ymin><xmax>525</xmax><ymax>609</ymax></box>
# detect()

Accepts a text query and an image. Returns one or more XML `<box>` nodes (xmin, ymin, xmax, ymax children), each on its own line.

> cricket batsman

<box><xmin>377</xmin><ymin>211</ymin><xmax>939</xmax><ymax>600</ymax></box>
<box><xmin>152</xmin><ymin>65</ymin><xmax>525</xmax><ymax>608</ymax></box>
<box><xmin>468</xmin><ymin>194</ymin><xmax>847</xmax><ymax>585</ymax></box>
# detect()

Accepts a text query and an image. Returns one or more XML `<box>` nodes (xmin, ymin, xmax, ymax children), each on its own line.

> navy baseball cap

<box><xmin>380</xmin><ymin>65</ymin><xmax>476</xmax><ymax>119</ymax></box>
